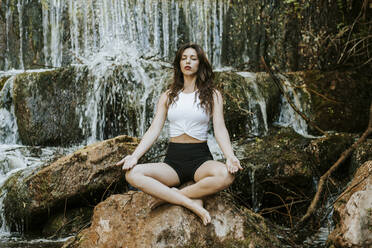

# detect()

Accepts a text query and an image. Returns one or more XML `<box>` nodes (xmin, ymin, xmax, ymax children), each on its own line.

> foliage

<box><xmin>285</xmin><ymin>0</ymin><xmax>371</xmax><ymax>69</ymax></box>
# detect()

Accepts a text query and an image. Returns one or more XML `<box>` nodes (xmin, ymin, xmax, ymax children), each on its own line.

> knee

<box><xmin>125</xmin><ymin>166</ymin><xmax>142</xmax><ymax>186</ymax></box>
<box><xmin>223</xmin><ymin>169</ymin><xmax>235</xmax><ymax>188</ymax></box>
<box><xmin>215</xmin><ymin>166</ymin><xmax>235</xmax><ymax>189</ymax></box>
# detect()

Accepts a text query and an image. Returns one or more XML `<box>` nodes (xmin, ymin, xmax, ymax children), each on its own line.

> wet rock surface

<box><xmin>2</xmin><ymin>135</ymin><xmax>138</xmax><ymax>234</ymax></box>
<box><xmin>13</xmin><ymin>67</ymin><xmax>89</xmax><ymax>146</ymax></box>
<box><xmin>10</xmin><ymin>67</ymin><xmax>369</xmax><ymax>148</ymax></box>
<box><xmin>63</xmin><ymin>191</ymin><xmax>284</xmax><ymax>248</ymax></box>
<box><xmin>231</xmin><ymin>127</ymin><xmax>356</xmax><ymax>225</ymax></box>
<box><xmin>328</xmin><ymin>160</ymin><xmax>372</xmax><ymax>248</ymax></box>
<box><xmin>215</xmin><ymin>72</ymin><xmax>281</xmax><ymax>138</ymax></box>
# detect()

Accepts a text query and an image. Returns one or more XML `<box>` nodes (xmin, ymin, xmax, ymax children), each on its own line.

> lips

<box><xmin>184</xmin><ymin>66</ymin><xmax>191</xmax><ymax>70</ymax></box>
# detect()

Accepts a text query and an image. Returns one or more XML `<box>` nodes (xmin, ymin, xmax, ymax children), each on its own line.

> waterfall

<box><xmin>0</xmin><ymin>77</ymin><xmax>19</xmax><ymax>145</ymax></box>
<box><xmin>275</xmin><ymin>74</ymin><xmax>317</xmax><ymax>138</ymax></box>
<box><xmin>236</xmin><ymin>72</ymin><xmax>269</xmax><ymax>137</ymax></box>
<box><xmin>4</xmin><ymin>0</ymin><xmax>11</xmax><ymax>71</ymax></box>
<box><xmin>35</xmin><ymin>0</ymin><xmax>230</xmax><ymax>70</ymax></box>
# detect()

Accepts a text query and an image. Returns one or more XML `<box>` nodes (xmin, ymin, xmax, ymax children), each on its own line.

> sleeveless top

<box><xmin>167</xmin><ymin>91</ymin><xmax>210</xmax><ymax>141</ymax></box>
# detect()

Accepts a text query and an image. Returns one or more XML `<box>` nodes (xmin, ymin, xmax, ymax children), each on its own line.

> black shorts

<box><xmin>164</xmin><ymin>142</ymin><xmax>213</xmax><ymax>185</ymax></box>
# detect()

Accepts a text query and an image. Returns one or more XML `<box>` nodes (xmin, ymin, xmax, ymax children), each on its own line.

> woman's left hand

<box><xmin>226</xmin><ymin>155</ymin><xmax>243</xmax><ymax>174</ymax></box>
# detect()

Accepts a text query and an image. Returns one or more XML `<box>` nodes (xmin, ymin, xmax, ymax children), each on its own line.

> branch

<box><xmin>296</xmin><ymin>101</ymin><xmax>372</xmax><ymax>227</ymax></box>
<box><xmin>260</xmin><ymin>57</ymin><xmax>326</xmax><ymax>135</ymax></box>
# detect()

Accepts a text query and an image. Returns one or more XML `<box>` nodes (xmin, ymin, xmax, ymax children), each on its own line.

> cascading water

<box><xmin>275</xmin><ymin>74</ymin><xmax>317</xmax><ymax>138</ymax></box>
<box><xmin>3</xmin><ymin>0</ymin><xmax>229</xmax><ymax>70</ymax></box>
<box><xmin>236</xmin><ymin>71</ymin><xmax>269</xmax><ymax>137</ymax></box>
<box><xmin>76</xmin><ymin>40</ymin><xmax>170</xmax><ymax>144</ymax></box>
<box><xmin>0</xmin><ymin>76</ymin><xmax>19</xmax><ymax>145</ymax></box>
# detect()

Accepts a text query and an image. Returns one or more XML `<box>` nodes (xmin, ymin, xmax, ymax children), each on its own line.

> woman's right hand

<box><xmin>116</xmin><ymin>155</ymin><xmax>138</xmax><ymax>170</ymax></box>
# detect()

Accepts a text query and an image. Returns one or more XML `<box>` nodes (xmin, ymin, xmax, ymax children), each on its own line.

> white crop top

<box><xmin>167</xmin><ymin>91</ymin><xmax>210</xmax><ymax>141</ymax></box>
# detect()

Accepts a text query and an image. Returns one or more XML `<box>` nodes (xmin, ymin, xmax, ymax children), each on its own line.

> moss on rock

<box><xmin>0</xmin><ymin>76</ymin><xmax>10</xmax><ymax>91</ymax></box>
<box><xmin>13</xmin><ymin>66</ymin><xmax>89</xmax><ymax>146</ymax></box>
<box><xmin>42</xmin><ymin>207</ymin><xmax>93</xmax><ymax>237</ymax></box>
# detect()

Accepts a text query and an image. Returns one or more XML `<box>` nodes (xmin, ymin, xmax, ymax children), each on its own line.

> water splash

<box><xmin>75</xmin><ymin>40</ymin><xmax>170</xmax><ymax>144</ymax></box>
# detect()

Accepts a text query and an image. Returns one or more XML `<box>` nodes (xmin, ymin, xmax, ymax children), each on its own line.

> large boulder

<box><xmin>215</xmin><ymin>72</ymin><xmax>281</xmax><ymax>138</ymax></box>
<box><xmin>63</xmin><ymin>191</ymin><xmax>285</xmax><ymax>248</ymax></box>
<box><xmin>11</xmin><ymin>64</ymin><xmax>165</xmax><ymax>146</ymax></box>
<box><xmin>231</xmin><ymin>127</ymin><xmax>355</xmax><ymax>224</ymax></box>
<box><xmin>2</xmin><ymin>135</ymin><xmax>138</xmax><ymax>233</ymax></box>
<box><xmin>13</xmin><ymin>67</ymin><xmax>89</xmax><ymax>146</ymax></box>
<box><xmin>327</xmin><ymin>161</ymin><xmax>372</xmax><ymax>248</ymax></box>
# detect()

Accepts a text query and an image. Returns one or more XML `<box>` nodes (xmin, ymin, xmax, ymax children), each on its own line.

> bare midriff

<box><xmin>169</xmin><ymin>133</ymin><xmax>206</xmax><ymax>143</ymax></box>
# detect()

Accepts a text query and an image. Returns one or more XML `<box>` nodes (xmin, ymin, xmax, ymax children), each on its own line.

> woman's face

<box><xmin>180</xmin><ymin>48</ymin><xmax>199</xmax><ymax>76</ymax></box>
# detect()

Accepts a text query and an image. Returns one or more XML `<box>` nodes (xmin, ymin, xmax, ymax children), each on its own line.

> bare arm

<box><xmin>212</xmin><ymin>90</ymin><xmax>242</xmax><ymax>173</ymax></box>
<box><xmin>116</xmin><ymin>91</ymin><xmax>168</xmax><ymax>169</ymax></box>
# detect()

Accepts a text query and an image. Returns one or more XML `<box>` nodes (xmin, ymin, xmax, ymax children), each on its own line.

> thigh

<box><xmin>193</xmin><ymin>160</ymin><xmax>229</xmax><ymax>182</ymax></box>
<box><xmin>130</xmin><ymin>162</ymin><xmax>180</xmax><ymax>187</ymax></box>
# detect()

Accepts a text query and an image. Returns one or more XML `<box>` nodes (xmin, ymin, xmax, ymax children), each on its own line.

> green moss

<box><xmin>0</xmin><ymin>76</ymin><xmax>10</xmax><ymax>91</ymax></box>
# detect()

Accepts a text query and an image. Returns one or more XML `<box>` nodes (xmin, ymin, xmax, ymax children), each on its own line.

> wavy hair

<box><xmin>167</xmin><ymin>43</ymin><xmax>216</xmax><ymax>115</ymax></box>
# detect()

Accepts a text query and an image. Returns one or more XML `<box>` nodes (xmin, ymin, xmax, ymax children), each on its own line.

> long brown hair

<box><xmin>167</xmin><ymin>43</ymin><xmax>216</xmax><ymax>115</ymax></box>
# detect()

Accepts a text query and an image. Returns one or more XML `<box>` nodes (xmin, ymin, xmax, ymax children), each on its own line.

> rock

<box><xmin>10</xmin><ymin>66</ymin><xmax>370</xmax><ymax>146</ymax></box>
<box><xmin>2</xmin><ymin>135</ymin><xmax>138</xmax><ymax>233</ymax></box>
<box><xmin>42</xmin><ymin>207</ymin><xmax>93</xmax><ymax>238</ymax></box>
<box><xmin>64</xmin><ymin>191</ymin><xmax>284</xmax><ymax>248</ymax></box>
<box><xmin>221</xmin><ymin>0</ymin><xmax>370</xmax><ymax>71</ymax></box>
<box><xmin>328</xmin><ymin>161</ymin><xmax>372</xmax><ymax>247</ymax></box>
<box><xmin>231</xmin><ymin>127</ymin><xmax>356</xmax><ymax>225</ymax></box>
<box><xmin>13</xmin><ymin>67</ymin><xmax>90</xmax><ymax>146</ymax></box>
<box><xmin>305</xmin><ymin>132</ymin><xmax>355</xmax><ymax>176</ymax></box>
<box><xmin>350</xmin><ymin>139</ymin><xmax>372</xmax><ymax>175</ymax></box>
<box><xmin>215</xmin><ymin>72</ymin><xmax>281</xmax><ymax>138</ymax></box>
<box><xmin>0</xmin><ymin>76</ymin><xmax>10</xmax><ymax>91</ymax></box>
<box><xmin>232</xmin><ymin>127</ymin><xmax>313</xmax><ymax>214</ymax></box>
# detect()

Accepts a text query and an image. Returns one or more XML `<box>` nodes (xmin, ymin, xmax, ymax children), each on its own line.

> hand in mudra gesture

<box><xmin>116</xmin><ymin>155</ymin><xmax>138</xmax><ymax>170</ymax></box>
<box><xmin>226</xmin><ymin>155</ymin><xmax>242</xmax><ymax>174</ymax></box>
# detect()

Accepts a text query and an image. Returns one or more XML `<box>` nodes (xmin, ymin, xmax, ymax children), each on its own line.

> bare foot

<box><xmin>190</xmin><ymin>202</ymin><xmax>211</xmax><ymax>226</ymax></box>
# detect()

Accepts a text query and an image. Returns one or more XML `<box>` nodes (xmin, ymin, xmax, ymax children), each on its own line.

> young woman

<box><xmin>116</xmin><ymin>43</ymin><xmax>242</xmax><ymax>225</ymax></box>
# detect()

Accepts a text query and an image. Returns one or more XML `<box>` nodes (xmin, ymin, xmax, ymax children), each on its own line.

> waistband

<box><xmin>165</xmin><ymin>141</ymin><xmax>212</xmax><ymax>160</ymax></box>
<box><xmin>167</xmin><ymin>141</ymin><xmax>208</xmax><ymax>147</ymax></box>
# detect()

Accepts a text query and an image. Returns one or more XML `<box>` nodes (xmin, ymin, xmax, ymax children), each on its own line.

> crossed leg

<box><xmin>150</xmin><ymin>160</ymin><xmax>235</xmax><ymax>208</ymax></box>
<box><xmin>125</xmin><ymin>162</ymin><xmax>211</xmax><ymax>225</ymax></box>
<box><xmin>182</xmin><ymin>160</ymin><xmax>235</xmax><ymax>198</ymax></box>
